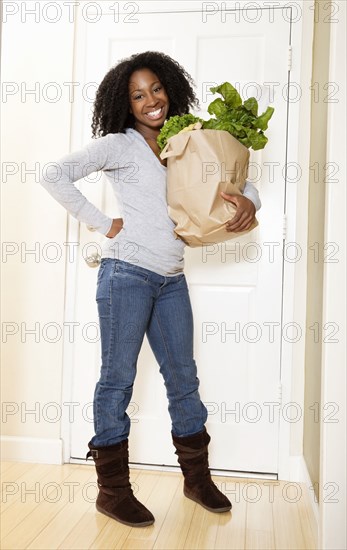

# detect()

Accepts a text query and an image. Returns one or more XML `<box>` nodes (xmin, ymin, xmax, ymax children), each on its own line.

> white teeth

<box><xmin>146</xmin><ymin>108</ymin><xmax>162</xmax><ymax>118</ymax></box>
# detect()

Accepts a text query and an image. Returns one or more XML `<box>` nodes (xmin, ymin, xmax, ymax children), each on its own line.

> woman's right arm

<box><xmin>40</xmin><ymin>134</ymin><xmax>122</xmax><ymax>236</ymax></box>
<box><xmin>105</xmin><ymin>217</ymin><xmax>123</xmax><ymax>238</ymax></box>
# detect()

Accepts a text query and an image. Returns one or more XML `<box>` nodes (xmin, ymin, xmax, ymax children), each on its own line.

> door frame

<box><xmin>277</xmin><ymin>0</ymin><xmax>314</xmax><ymax>481</ymax></box>
<box><xmin>60</xmin><ymin>1</ymin><xmax>314</xmax><ymax>483</ymax></box>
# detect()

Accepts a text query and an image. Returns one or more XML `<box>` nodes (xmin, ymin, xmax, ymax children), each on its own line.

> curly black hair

<box><xmin>91</xmin><ymin>51</ymin><xmax>199</xmax><ymax>138</ymax></box>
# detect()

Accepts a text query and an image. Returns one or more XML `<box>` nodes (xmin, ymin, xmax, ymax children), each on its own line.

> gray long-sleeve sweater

<box><xmin>40</xmin><ymin>128</ymin><xmax>261</xmax><ymax>276</ymax></box>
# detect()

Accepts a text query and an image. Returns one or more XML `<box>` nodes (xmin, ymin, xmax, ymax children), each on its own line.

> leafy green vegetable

<box><xmin>203</xmin><ymin>82</ymin><xmax>274</xmax><ymax>150</ymax></box>
<box><xmin>156</xmin><ymin>114</ymin><xmax>203</xmax><ymax>152</ymax></box>
<box><xmin>156</xmin><ymin>81</ymin><xmax>275</xmax><ymax>151</ymax></box>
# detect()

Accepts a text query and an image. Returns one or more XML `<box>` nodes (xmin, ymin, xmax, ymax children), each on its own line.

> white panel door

<box><xmin>68</xmin><ymin>3</ymin><xmax>290</xmax><ymax>473</ymax></box>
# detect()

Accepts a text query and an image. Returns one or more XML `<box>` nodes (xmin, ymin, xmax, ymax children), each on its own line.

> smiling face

<box><xmin>128</xmin><ymin>68</ymin><xmax>169</xmax><ymax>137</ymax></box>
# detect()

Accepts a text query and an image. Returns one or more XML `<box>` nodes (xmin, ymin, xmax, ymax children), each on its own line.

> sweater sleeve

<box><xmin>40</xmin><ymin>134</ymin><xmax>121</xmax><ymax>235</ymax></box>
<box><xmin>242</xmin><ymin>180</ymin><xmax>262</xmax><ymax>212</ymax></box>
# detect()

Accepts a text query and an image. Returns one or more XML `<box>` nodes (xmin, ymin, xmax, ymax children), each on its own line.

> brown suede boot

<box><xmin>172</xmin><ymin>428</ymin><xmax>232</xmax><ymax>513</ymax></box>
<box><xmin>86</xmin><ymin>439</ymin><xmax>154</xmax><ymax>527</ymax></box>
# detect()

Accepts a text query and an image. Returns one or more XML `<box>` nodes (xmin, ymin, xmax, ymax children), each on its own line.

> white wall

<box><xmin>1</xmin><ymin>7</ymin><xmax>74</xmax><ymax>462</ymax></box>
<box><xmin>303</xmin><ymin>0</ymin><xmax>331</xmax><ymax>500</ymax></box>
<box><xmin>319</xmin><ymin>1</ymin><xmax>346</xmax><ymax>547</ymax></box>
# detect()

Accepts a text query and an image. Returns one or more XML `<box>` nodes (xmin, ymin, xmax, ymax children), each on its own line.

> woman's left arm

<box><xmin>242</xmin><ymin>181</ymin><xmax>261</xmax><ymax>212</ymax></box>
<box><xmin>220</xmin><ymin>181</ymin><xmax>261</xmax><ymax>232</ymax></box>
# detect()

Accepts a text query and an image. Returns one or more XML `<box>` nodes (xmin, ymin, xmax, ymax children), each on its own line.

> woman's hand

<box><xmin>220</xmin><ymin>192</ymin><xmax>256</xmax><ymax>232</ymax></box>
<box><xmin>106</xmin><ymin>218</ymin><xmax>124</xmax><ymax>238</ymax></box>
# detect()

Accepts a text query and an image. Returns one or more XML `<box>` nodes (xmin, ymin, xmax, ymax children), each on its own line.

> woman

<box><xmin>41</xmin><ymin>51</ymin><xmax>261</xmax><ymax>527</ymax></box>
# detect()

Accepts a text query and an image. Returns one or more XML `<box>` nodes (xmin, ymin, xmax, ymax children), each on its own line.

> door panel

<box><xmin>69</xmin><ymin>4</ymin><xmax>290</xmax><ymax>473</ymax></box>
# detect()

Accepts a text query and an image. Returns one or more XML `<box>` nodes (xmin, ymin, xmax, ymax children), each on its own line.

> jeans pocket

<box><xmin>96</xmin><ymin>259</ymin><xmax>113</xmax><ymax>302</ymax></box>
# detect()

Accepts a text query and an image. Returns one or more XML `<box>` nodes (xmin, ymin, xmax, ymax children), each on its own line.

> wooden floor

<box><xmin>0</xmin><ymin>461</ymin><xmax>317</xmax><ymax>550</ymax></box>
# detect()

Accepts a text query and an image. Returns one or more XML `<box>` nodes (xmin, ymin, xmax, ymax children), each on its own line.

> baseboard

<box><xmin>0</xmin><ymin>436</ymin><xmax>63</xmax><ymax>465</ymax></box>
<box><xmin>289</xmin><ymin>454</ymin><xmax>319</xmax><ymax>526</ymax></box>
<box><xmin>299</xmin><ymin>455</ymin><xmax>319</xmax><ymax>525</ymax></box>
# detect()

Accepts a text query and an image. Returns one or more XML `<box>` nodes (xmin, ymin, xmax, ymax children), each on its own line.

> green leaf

<box><xmin>207</xmin><ymin>98</ymin><xmax>227</xmax><ymax>117</ymax></box>
<box><xmin>210</xmin><ymin>82</ymin><xmax>242</xmax><ymax>108</ymax></box>
<box><xmin>254</xmin><ymin>106</ymin><xmax>275</xmax><ymax>131</ymax></box>
<box><xmin>202</xmin><ymin>119</ymin><xmax>219</xmax><ymax>130</ymax></box>
<box><xmin>243</xmin><ymin>97</ymin><xmax>258</xmax><ymax>116</ymax></box>
<box><xmin>238</xmin><ymin>136</ymin><xmax>252</xmax><ymax>148</ymax></box>
<box><xmin>246</xmin><ymin>129</ymin><xmax>268</xmax><ymax>150</ymax></box>
<box><xmin>233</xmin><ymin>123</ymin><xmax>246</xmax><ymax>133</ymax></box>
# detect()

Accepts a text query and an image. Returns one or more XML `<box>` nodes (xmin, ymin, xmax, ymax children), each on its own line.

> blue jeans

<box><xmin>90</xmin><ymin>258</ymin><xmax>208</xmax><ymax>447</ymax></box>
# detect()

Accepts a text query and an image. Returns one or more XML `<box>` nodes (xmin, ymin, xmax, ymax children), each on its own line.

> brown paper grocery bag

<box><xmin>160</xmin><ymin>128</ymin><xmax>258</xmax><ymax>247</ymax></box>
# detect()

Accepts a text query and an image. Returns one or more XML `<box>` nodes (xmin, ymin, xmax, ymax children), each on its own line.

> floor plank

<box><xmin>1</xmin><ymin>461</ymin><xmax>25</xmax><ymax>476</ymax></box>
<box><xmin>88</xmin><ymin>517</ymin><xmax>131</xmax><ymax>550</ymax></box>
<box><xmin>122</xmin><ymin>470</ymin><xmax>181</xmax><ymax>549</ymax></box>
<box><xmin>1</xmin><ymin>466</ymin><xmax>92</xmax><ymax>549</ymax></box>
<box><xmin>26</xmin><ymin>470</ymin><xmax>96</xmax><ymax>549</ymax></box>
<box><xmin>272</xmin><ymin>480</ymin><xmax>312</xmax><ymax>550</ymax></box>
<box><xmin>152</xmin><ymin>478</ymin><xmax>195</xmax><ymax>550</ymax></box>
<box><xmin>183</xmin><ymin>504</ymin><xmax>220</xmax><ymax>550</ymax></box>
<box><xmin>1</xmin><ymin>463</ymin><xmax>77</xmax><ymax>537</ymax></box>
<box><xmin>297</xmin><ymin>483</ymin><xmax>318</xmax><ymax>550</ymax></box>
<box><xmin>245</xmin><ymin>479</ymin><xmax>276</xmax><ymax>550</ymax></box>
<box><xmin>214</xmin><ymin>476</ymin><xmax>248</xmax><ymax>550</ymax></box>
<box><xmin>1</xmin><ymin>462</ymin><xmax>46</xmax><ymax>511</ymax></box>
<box><xmin>58</xmin><ymin>503</ymin><xmax>109</xmax><ymax>550</ymax></box>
